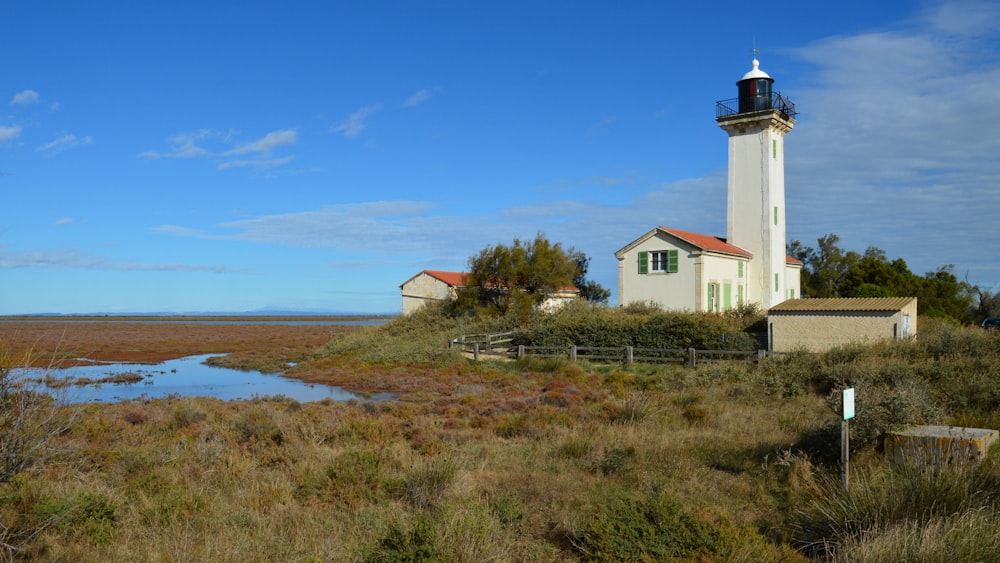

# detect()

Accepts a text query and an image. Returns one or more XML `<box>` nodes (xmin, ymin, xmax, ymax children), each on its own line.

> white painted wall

<box><xmin>617</xmin><ymin>231</ymin><xmax>749</xmax><ymax>312</ymax></box>
<box><xmin>719</xmin><ymin>111</ymin><xmax>794</xmax><ymax>310</ymax></box>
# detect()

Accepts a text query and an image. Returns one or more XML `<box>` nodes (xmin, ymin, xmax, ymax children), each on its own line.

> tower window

<box><xmin>773</xmin><ymin>139</ymin><xmax>777</xmax><ymax>158</ymax></box>
<box><xmin>774</xmin><ymin>206</ymin><xmax>779</xmax><ymax>226</ymax></box>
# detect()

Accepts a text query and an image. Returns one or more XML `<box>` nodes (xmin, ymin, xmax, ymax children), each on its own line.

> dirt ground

<box><xmin>0</xmin><ymin>319</ymin><xmax>365</xmax><ymax>368</ymax></box>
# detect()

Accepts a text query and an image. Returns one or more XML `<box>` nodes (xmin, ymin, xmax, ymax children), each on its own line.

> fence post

<box><xmin>569</xmin><ymin>345</ymin><xmax>577</xmax><ymax>361</ymax></box>
<box><xmin>687</xmin><ymin>347</ymin><xmax>696</xmax><ymax>367</ymax></box>
<box><xmin>625</xmin><ymin>346</ymin><xmax>633</xmax><ymax>364</ymax></box>
<box><xmin>473</xmin><ymin>343</ymin><xmax>480</xmax><ymax>361</ymax></box>
<box><xmin>518</xmin><ymin>345</ymin><xmax>525</xmax><ymax>359</ymax></box>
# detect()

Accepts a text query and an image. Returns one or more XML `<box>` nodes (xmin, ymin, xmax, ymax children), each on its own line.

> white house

<box><xmin>400</xmin><ymin>269</ymin><xmax>579</xmax><ymax>315</ymax></box>
<box><xmin>616</xmin><ymin>57</ymin><xmax>802</xmax><ymax>312</ymax></box>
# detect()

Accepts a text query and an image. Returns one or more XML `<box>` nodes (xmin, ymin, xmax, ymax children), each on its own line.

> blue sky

<box><xmin>2</xmin><ymin>1</ymin><xmax>999</xmax><ymax>314</ymax></box>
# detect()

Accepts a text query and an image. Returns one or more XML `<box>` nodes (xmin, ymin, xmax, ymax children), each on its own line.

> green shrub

<box><xmin>366</xmin><ymin>514</ymin><xmax>437</xmax><ymax>562</ymax></box>
<box><xmin>567</xmin><ymin>489</ymin><xmax>720</xmax><ymax>561</ymax></box>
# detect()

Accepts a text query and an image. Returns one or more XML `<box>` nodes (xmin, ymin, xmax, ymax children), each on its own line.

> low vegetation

<box><xmin>0</xmin><ymin>307</ymin><xmax>999</xmax><ymax>560</ymax></box>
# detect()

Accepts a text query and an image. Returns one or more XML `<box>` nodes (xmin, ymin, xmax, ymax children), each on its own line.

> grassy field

<box><xmin>1</xmin><ymin>309</ymin><xmax>999</xmax><ymax>561</ymax></box>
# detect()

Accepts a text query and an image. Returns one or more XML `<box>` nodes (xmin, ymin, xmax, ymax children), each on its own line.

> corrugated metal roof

<box><xmin>769</xmin><ymin>297</ymin><xmax>916</xmax><ymax>313</ymax></box>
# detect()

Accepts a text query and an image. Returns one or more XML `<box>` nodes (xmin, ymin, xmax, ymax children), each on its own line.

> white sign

<box><xmin>843</xmin><ymin>388</ymin><xmax>855</xmax><ymax>420</ymax></box>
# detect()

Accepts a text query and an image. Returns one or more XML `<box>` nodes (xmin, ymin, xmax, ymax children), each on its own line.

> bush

<box><xmin>566</xmin><ymin>489</ymin><xmax>720</xmax><ymax>561</ymax></box>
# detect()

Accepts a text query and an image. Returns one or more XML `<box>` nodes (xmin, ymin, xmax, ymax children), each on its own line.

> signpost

<box><xmin>842</xmin><ymin>388</ymin><xmax>855</xmax><ymax>491</ymax></box>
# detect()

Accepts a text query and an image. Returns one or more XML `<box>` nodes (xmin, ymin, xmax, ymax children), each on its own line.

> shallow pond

<box><xmin>24</xmin><ymin>354</ymin><xmax>381</xmax><ymax>404</ymax></box>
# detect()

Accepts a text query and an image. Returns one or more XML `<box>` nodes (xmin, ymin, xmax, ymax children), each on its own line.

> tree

<box><xmin>463</xmin><ymin>233</ymin><xmax>607</xmax><ymax>316</ymax></box>
<box><xmin>789</xmin><ymin>234</ymin><xmax>861</xmax><ymax>297</ymax></box>
<box><xmin>789</xmin><ymin>234</ymin><xmax>973</xmax><ymax>323</ymax></box>
<box><xmin>571</xmin><ymin>252</ymin><xmax>611</xmax><ymax>305</ymax></box>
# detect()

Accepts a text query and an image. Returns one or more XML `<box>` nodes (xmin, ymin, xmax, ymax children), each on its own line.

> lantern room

<box><xmin>737</xmin><ymin>59</ymin><xmax>774</xmax><ymax>113</ymax></box>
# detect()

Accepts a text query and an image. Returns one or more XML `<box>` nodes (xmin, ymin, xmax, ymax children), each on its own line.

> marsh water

<box><xmin>26</xmin><ymin>354</ymin><xmax>378</xmax><ymax>404</ymax></box>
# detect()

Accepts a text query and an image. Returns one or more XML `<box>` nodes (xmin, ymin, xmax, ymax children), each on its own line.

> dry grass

<box><xmin>1</xmin><ymin>317</ymin><xmax>997</xmax><ymax>560</ymax></box>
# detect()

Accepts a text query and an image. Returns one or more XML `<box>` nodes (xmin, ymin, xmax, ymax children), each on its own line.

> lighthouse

<box><xmin>716</xmin><ymin>57</ymin><xmax>798</xmax><ymax>309</ymax></box>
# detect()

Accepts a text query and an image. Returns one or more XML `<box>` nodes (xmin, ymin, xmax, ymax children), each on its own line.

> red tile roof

<box><xmin>659</xmin><ymin>226</ymin><xmax>802</xmax><ymax>265</ymax></box>
<box><xmin>658</xmin><ymin>227</ymin><xmax>751</xmax><ymax>257</ymax></box>
<box><xmin>422</xmin><ymin>270</ymin><xmax>471</xmax><ymax>287</ymax></box>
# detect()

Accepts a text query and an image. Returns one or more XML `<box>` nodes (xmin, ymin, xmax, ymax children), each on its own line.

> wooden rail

<box><xmin>452</xmin><ymin>332</ymin><xmax>768</xmax><ymax>365</ymax></box>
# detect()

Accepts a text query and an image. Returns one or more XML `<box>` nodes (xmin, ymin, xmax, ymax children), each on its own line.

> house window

<box><xmin>638</xmin><ymin>250</ymin><xmax>678</xmax><ymax>274</ymax></box>
<box><xmin>708</xmin><ymin>283</ymin><xmax>720</xmax><ymax>313</ymax></box>
<box><xmin>724</xmin><ymin>283</ymin><xmax>732</xmax><ymax>311</ymax></box>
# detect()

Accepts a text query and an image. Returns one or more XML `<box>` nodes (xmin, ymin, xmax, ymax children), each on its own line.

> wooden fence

<box><xmin>451</xmin><ymin>332</ymin><xmax>768</xmax><ymax>366</ymax></box>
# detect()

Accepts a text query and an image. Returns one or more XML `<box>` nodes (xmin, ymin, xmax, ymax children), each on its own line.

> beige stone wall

<box><xmin>400</xmin><ymin>273</ymin><xmax>454</xmax><ymax>315</ymax></box>
<box><xmin>770</xmin><ymin>310</ymin><xmax>914</xmax><ymax>353</ymax></box>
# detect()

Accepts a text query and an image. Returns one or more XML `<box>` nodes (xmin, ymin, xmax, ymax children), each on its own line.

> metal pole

<box><xmin>842</xmin><ymin>419</ymin><xmax>849</xmax><ymax>491</ymax></box>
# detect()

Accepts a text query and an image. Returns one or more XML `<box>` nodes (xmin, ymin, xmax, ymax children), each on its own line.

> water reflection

<box><xmin>26</xmin><ymin>354</ymin><xmax>377</xmax><ymax>404</ymax></box>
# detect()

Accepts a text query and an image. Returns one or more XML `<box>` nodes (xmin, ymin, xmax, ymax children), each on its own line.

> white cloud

<box><xmin>0</xmin><ymin>245</ymin><xmax>243</xmax><ymax>273</ymax></box>
<box><xmin>224</xmin><ymin>129</ymin><xmax>297</xmax><ymax>156</ymax></box>
<box><xmin>140</xmin><ymin>130</ymin><xmax>213</xmax><ymax>159</ymax></box>
<box><xmin>332</xmin><ymin>105</ymin><xmax>380</xmax><ymax>138</ymax></box>
<box><xmin>784</xmin><ymin>2</ymin><xmax>1000</xmax><ymax>285</ymax></box>
<box><xmin>52</xmin><ymin>218</ymin><xmax>75</xmax><ymax>226</ymax></box>
<box><xmin>218</xmin><ymin>156</ymin><xmax>295</xmax><ymax>170</ymax></box>
<box><xmin>0</xmin><ymin>125</ymin><xmax>21</xmax><ymax>143</ymax></box>
<box><xmin>401</xmin><ymin>87</ymin><xmax>442</xmax><ymax>108</ymax></box>
<box><xmin>36</xmin><ymin>134</ymin><xmax>93</xmax><ymax>154</ymax></box>
<box><xmin>11</xmin><ymin>90</ymin><xmax>39</xmax><ymax>105</ymax></box>
<box><xmin>140</xmin><ymin>128</ymin><xmax>295</xmax><ymax>171</ymax></box>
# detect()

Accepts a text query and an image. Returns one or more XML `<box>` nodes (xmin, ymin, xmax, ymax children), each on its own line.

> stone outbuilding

<box><xmin>767</xmin><ymin>297</ymin><xmax>917</xmax><ymax>353</ymax></box>
<box><xmin>400</xmin><ymin>269</ymin><xmax>579</xmax><ymax>315</ymax></box>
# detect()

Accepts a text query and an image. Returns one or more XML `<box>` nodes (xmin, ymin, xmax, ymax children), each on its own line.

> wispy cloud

<box><xmin>586</xmin><ymin>116</ymin><xmax>616</xmax><ymax>136</ymax></box>
<box><xmin>0</xmin><ymin>125</ymin><xmax>22</xmax><ymax>143</ymax></box>
<box><xmin>0</xmin><ymin>245</ymin><xmax>245</xmax><ymax>273</ymax></box>
<box><xmin>52</xmin><ymin>218</ymin><xmax>75</xmax><ymax>226</ymax></box>
<box><xmin>218</xmin><ymin>156</ymin><xmax>295</xmax><ymax>170</ymax></box>
<box><xmin>224</xmin><ymin>129</ymin><xmax>297</xmax><ymax>156</ymax></box>
<box><xmin>10</xmin><ymin>90</ymin><xmax>39</xmax><ymax>106</ymax></box>
<box><xmin>36</xmin><ymin>134</ymin><xmax>93</xmax><ymax>154</ymax></box>
<box><xmin>401</xmin><ymin>87</ymin><xmax>442</xmax><ymax>108</ymax></box>
<box><xmin>140</xmin><ymin>128</ymin><xmax>296</xmax><ymax>171</ymax></box>
<box><xmin>332</xmin><ymin>105</ymin><xmax>380</xmax><ymax>138</ymax></box>
<box><xmin>784</xmin><ymin>0</ymin><xmax>1000</xmax><ymax>284</ymax></box>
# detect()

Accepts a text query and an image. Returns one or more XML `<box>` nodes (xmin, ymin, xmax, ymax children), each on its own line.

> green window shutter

<box><xmin>667</xmin><ymin>250</ymin><xmax>678</xmax><ymax>273</ymax></box>
<box><xmin>724</xmin><ymin>283</ymin><xmax>732</xmax><ymax>311</ymax></box>
<box><xmin>738</xmin><ymin>261</ymin><xmax>743</xmax><ymax>278</ymax></box>
<box><xmin>638</xmin><ymin>251</ymin><xmax>648</xmax><ymax>274</ymax></box>
<box><xmin>737</xmin><ymin>285</ymin><xmax>744</xmax><ymax>305</ymax></box>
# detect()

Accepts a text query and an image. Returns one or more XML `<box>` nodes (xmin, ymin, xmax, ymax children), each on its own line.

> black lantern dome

<box><xmin>736</xmin><ymin>58</ymin><xmax>774</xmax><ymax>113</ymax></box>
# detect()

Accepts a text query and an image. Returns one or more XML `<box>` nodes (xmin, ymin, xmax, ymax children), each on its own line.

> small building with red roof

<box><xmin>400</xmin><ymin>269</ymin><xmax>579</xmax><ymax>315</ymax></box>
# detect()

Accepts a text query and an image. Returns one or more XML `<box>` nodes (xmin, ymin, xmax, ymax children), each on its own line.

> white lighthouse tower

<box><xmin>716</xmin><ymin>57</ymin><xmax>798</xmax><ymax>309</ymax></box>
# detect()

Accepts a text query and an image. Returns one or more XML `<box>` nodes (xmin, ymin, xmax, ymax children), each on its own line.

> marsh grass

<box><xmin>793</xmin><ymin>459</ymin><xmax>1000</xmax><ymax>561</ymax></box>
<box><xmin>2</xmin><ymin>313</ymin><xmax>999</xmax><ymax>560</ymax></box>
